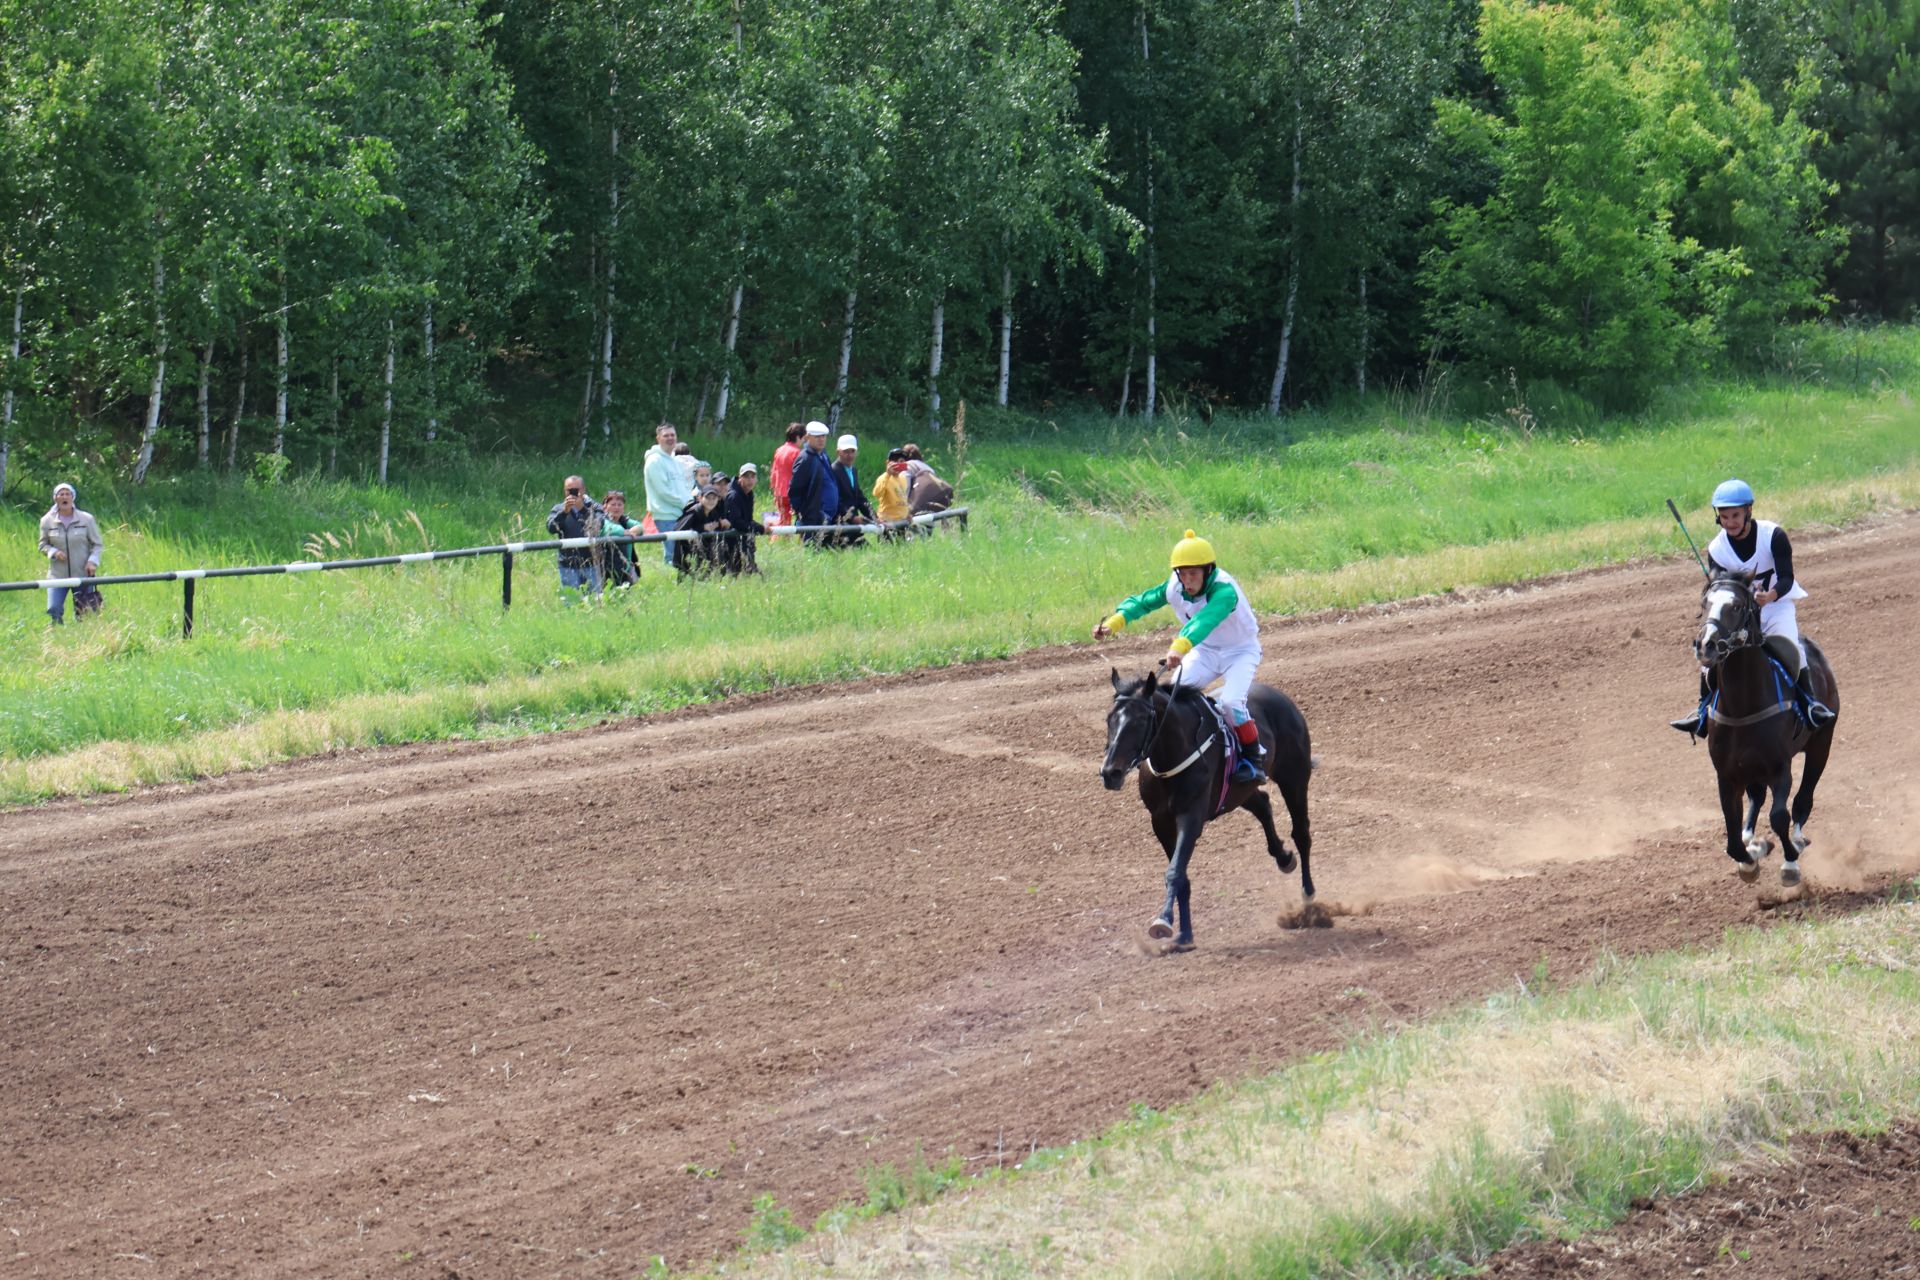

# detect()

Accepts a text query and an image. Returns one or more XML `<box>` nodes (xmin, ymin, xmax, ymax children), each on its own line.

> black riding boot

<box><xmin>1670</xmin><ymin>672</ymin><xmax>1711</xmax><ymax>738</ymax></box>
<box><xmin>1794</xmin><ymin>668</ymin><xmax>1837</xmax><ymax>731</ymax></box>
<box><xmin>1231</xmin><ymin>739</ymin><xmax>1267</xmax><ymax>784</ymax></box>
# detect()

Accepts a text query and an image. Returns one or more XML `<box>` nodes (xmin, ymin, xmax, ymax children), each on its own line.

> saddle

<box><xmin>1704</xmin><ymin>652</ymin><xmax>1805</xmax><ymax>730</ymax></box>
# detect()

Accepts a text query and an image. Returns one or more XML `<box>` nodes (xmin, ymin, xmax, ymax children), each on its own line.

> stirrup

<box><xmin>1670</xmin><ymin>704</ymin><xmax>1707</xmax><ymax>738</ymax></box>
<box><xmin>1231</xmin><ymin>755</ymin><xmax>1265</xmax><ymax>784</ymax></box>
<box><xmin>1801</xmin><ymin>698</ymin><xmax>1836</xmax><ymax>730</ymax></box>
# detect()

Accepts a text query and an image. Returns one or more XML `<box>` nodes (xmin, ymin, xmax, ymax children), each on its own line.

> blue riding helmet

<box><xmin>1711</xmin><ymin>478</ymin><xmax>1754</xmax><ymax>510</ymax></box>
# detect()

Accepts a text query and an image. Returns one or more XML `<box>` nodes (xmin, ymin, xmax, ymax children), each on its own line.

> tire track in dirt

<box><xmin>3</xmin><ymin>515</ymin><xmax>1917</xmax><ymax>1277</ymax></box>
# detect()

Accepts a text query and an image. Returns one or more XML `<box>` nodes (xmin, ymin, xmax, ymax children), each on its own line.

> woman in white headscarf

<box><xmin>38</xmin><ymin>482</ymin><xmax>103</xmax><ymax>624</ymax></box>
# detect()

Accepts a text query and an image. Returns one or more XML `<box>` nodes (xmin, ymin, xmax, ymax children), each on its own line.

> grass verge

<box><xmin>707</xmin><ymin>882</ymin><xmax>1920</xmax><ymax>1278</ymax></box>
<box><xmin>4</xmin><ymin>462</ymin><xmax>1918</xmax><ymax>808</ymax></box>
<box><xmin>4</xmin><ymin>336</ymin><xmax>1919</xmax><ymax>803</ymax></box>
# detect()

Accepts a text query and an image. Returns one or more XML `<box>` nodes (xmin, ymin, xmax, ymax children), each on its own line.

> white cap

<box><xmin>738</xmin><ymin>462</ymin><xmax>758</xmax><ymax>474</ymax></box>
<box><xmin>836</xmin><ymin>434</ymin><xmax>858</xmax><ymax>451</ymax></box>
<box><xmin>805</xmin><ymin>420</ymin><xmax>829</xmax><ymax>437</ymax></box>
<box><xmin>52</xmin><ymin>482</ymin><xmax>76</xmax><ymax>499</ymax></box>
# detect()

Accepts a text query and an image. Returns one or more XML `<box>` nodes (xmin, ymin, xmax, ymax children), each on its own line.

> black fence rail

<box><xmin>4</xmin><ymin>507</ymin><xmax>971</xmax><ymax>636</ymax></box>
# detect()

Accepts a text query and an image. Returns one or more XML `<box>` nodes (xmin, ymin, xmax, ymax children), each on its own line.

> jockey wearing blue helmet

<box><xmin>1671</xmin><ymin>478</ymin><xmax>1836</xmax><ymax>737</ymax></box>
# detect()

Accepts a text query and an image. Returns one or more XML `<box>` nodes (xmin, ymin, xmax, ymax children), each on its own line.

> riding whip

<box><xmin>1665</xmin><ymin>498</ymin><xmax>1711</xmax><ymax>578</ymax></box>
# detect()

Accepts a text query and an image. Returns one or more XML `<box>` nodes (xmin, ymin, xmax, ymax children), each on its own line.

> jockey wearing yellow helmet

<box><xmin>1093</xmin><ymin>530</ymin><xmax>1267</xmax><ymax>783</ymax></box>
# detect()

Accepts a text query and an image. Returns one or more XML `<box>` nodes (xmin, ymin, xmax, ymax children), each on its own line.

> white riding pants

<box><xmin>1760</xmin><ymin>599</ymin><xmax>1803</xmax><ymax>663</ymax></box>
<box><xmin>1174</xmin><ymin>641</ymin><xmax>1261</xmax><ymax>721</ymax></box>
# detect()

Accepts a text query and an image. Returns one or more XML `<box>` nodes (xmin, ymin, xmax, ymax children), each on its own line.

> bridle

<box><xmin>1107</xmin><ymin>682</ymin><xmax>1217</xmax><ymax>779</ymax></box>
<box><xmin>1107</xmin><ymin>688</ymin><xmax>1167</xmax><ymax>777</ymax></box>
<box><xmin>1696</xmin><ymin>576</ymin><xmax>1761</xmax><ymax>668</ymax></box>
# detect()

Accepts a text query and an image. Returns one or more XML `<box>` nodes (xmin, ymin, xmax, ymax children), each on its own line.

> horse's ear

<box><xmin>1110</xmin><ymin>667</ymin><xmax>1122</xmax><ymax>691</ymax></box>
<box><xmin>1144</xmin><ymin>668</ymin><xmax>1159</xmax><ymax>693</ymax></box>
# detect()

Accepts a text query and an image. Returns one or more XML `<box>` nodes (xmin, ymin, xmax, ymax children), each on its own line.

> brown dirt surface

<box><xmin>1483</xmin><ymin>1126</ymin><xmax>1920</xmax><ymax>1277</ymax></box>
<box><xmin>4</xmin><ymin>516</ymin><xmax>1919</xmax><ymax>1278</ymax></box>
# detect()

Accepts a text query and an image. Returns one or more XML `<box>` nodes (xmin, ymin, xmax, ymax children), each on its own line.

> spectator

<box><xmin>901</xmin><ymin>442</ymin><xmax>954</xmax><ymax>517</ymax></box>
<box><xmin>873</xmin><ymin>447</ymin><xmax>911</xmax><ymax>535</ymax></box>
<box><xmin>771</xmin><ymin>423</ymin><xmax>804</xmax><ymax>526</ymax></box>
<box><xmin>644</xmin><ymin>422</ymin><xmax>694</xmax><ymax>567</ymax></box>
<box><xmin>39</xmin><ymin>481</ymin><xmax>103</xmax><ymax>626</ymax></box>
<box><xmin>546</xmin><ymin>474</ymin><xmax>604</xmax><ymax>601</ymax></box>
<box><xmin>596</xmin><ymin>489</ymin><xmax>642</xmax><ymax>588</ymax></box>
<box><xmin>691</xmin><ymin>460</ymin><xmax>713</xmax><ymax>492</ymax></box>
<box><xmin>831</xmin><ymin>433</ymin><xmax>875</xmax><ymax>548</ymax></box>
<box><xmin>788</xmin><ymin>420</ymin><xmax>834</xmax><ymax>546</ymax></box>
<box><xmin>673</xmin><ymin>484</ymin><xmax>730</xmax><ymax>576</ymax></box>
<box><xmin>722</xmin><ymin>462</ymin><xmax>765</xmax><ymax>574</ymax></box>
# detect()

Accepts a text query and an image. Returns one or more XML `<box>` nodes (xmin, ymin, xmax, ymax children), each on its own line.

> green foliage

<box><xmin>1425</xmin><ymin>0</ymin><xmax>1839</xmax><ymax>407</ymax></box>
<box><xmin>743</xmin><ymin>1193</ymin><xmax>805</xmax><ymax>1253</ymax></box>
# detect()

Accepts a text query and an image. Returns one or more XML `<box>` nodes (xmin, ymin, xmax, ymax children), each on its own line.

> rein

<box><xmin>1112</xmin><ymin>683</ymin><xmax>1218</xmax><ymax>780</ymax></box>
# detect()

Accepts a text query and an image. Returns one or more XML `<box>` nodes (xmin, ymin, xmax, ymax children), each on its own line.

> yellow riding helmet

<box><xmin>1169</xmin><ymin>529</ymin><xmax>1217</xmax><ymax>569</ymax></box>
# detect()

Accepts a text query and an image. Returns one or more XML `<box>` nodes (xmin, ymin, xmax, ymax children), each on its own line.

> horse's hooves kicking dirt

<box><xmin>1146</xmin><ymin>919</ymin><xmax>1174</xmax><ymax>941</ymax></box>
<box><xmin>1781</xmin><ymin>862</ymin><xmax>1803</xmax><ymax>887</ymax></box>
<box><xmin>1736</xmin><ymin>859</ymin><xmax>1761</xmax><ymax>884</ymax></box>
<box><xmin>1278</xmin><ymin>898</ymin><xmax>1362</xmax><ymax>930</ymax></box>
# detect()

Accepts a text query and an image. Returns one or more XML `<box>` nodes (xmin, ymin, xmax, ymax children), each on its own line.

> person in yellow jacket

<box><xmin>1093</xmin><ymin>530</ymin><xmax>1266</xmax><ymax>783</ymax></box>
<box><xmin>872</xmin><ymin>448</ymin><xmax>911</xmax><ymax>533</ymax></box>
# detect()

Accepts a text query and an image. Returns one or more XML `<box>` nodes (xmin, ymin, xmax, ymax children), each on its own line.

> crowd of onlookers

<box><xmin>545</xmin><ymin>419</ymin><xmax>954</xmax><ymax>598</ymax></box>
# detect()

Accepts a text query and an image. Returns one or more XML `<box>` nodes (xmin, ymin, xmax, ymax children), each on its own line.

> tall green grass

<box><xmin>4</xmin><ymin>325</ymin><xmax>1919</xmax><ymax>800</ymax></box>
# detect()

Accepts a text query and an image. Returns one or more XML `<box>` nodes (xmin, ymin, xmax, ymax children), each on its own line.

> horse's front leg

<box><xmin>1166</xmin><ymin>813</ymin><xmax>1206</xmax><ymax>948</ymax></box>
<box><xmin>1719</xmin><ymin>773</ymin><xmax>1760</xmax><ymax>882</ymax></box>
<box><xmin>1741</xmin><ymin>783</ymin><xmax>1767</xmax><ymax>858</ymax></box>
<box><xmin>1148</xmin><ymin>810</ymin><xmax>1179</xmax><ymax>940</ymax></box>
<box><xmin>1766</xmin><ymin>764</ymin><xmax>1803</xmax><ymax>887</ymax></box>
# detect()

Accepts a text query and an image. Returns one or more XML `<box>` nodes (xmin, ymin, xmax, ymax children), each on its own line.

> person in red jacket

<box><xmin>771</xmin><ymin>422</ymin><xmax>804</xmax><ymax>526</ymax></box>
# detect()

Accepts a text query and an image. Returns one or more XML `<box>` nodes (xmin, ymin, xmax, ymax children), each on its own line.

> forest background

<box><xmin>2</xmin><ymin>0</ymin><xmax>1917</xmax><ymax>493</ymax></box>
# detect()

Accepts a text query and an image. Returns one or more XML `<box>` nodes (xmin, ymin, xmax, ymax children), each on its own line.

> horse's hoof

<box><xmin>1746</xmin><ymin>837</ymin><xmax>1773</xmax><ymax>862</ymax></box>
<box><xmin>1735</xmin><ymin>858</ymin><xmax>1760</xmax><ymax>884</ymax></box>
<box><xmin>1275</xmin><ymin>849</ymin><xmax>1297</xmax><ymax>874</ymax></box>
<box><xmin>1146</xmin><ymin>918</ymin><xmax>1174</xmax><ymax>940</ymax></box>
<box><xmin>1780</xmin><ymin>861</ymin><xmax>1802</xmax><ymax>887</ymax></box>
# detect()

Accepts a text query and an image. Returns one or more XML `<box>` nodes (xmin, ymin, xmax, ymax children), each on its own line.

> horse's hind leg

<box><xmin>1789</xmin><ymin>726</ymin><xmax>1834</xmax><ymax>859</ymax></box>
<box><xmin>1279</xmin><ymin>775</ymin><xmax>1315</xmax><ymax>901</ymax></box>
<box><xmin>1765</xmin><ymin>763</ymin><xmax>1801</xmax><ymax>886</ymax></box>
<box><xmin>1243</xmin><ymin>790</ymin><xmax>1295</xmax><ymax>875</ymax></box>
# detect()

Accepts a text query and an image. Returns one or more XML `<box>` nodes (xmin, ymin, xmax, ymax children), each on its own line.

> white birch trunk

<box><xmin>1118</xmin><ymin>333</ymin><xmax>1134</xmax><ymax>417</ymax></box>
<box><xmin>328</xmin><ymin>353</ymin><xmax>340</xmax><ymax>474</ymax></box>
<box><xmin>599</xmin><ymin>70</ymin><xmax>619</xmax><ymax>440</ymax></box>
<box><xmin>274</xmin><ymin>273</ymin><xmax>289</xmax><ymax>454</ymax></box>
<box><xmin>927</xmin><ymin>294</ymin><xmax>945</xmax><ymax>432</ymax></box>
<box><xmin>661</xmin><ymin>336</ymin><xmax>677</xmax><ymax>415</ymax></box>
<box><xmin>997</xmin><ymin>261</ymin><xmax>1013</xmax><ymax>408</ymax></box>
<box><xmin>1356</xmin><ymin>269</ymin><xmax>1368</xmax><ymax>396</ymax></box>
<box><xmin>133</xmin><ymin>252</ymin><xmax>168</xmax><ymax>483</ymax></box>
<box><xmin>0</xmin><ymin>281</ymin><xmax>20</xmax><ymax>496</ymax></box>
<box><xmin>422</xmin><ymin>299</ymin><xmax>437</xmax><ymax>443</ymax></box>
<box><xmin>1266</xmin><ymin>0</ymin><xmax>1305</xmax><ymax>416</ymax></box>
<box><xmin>715</xmin><ymin>277</ymin><xmax>744</xmax><ymax>433</ymax></box>
<box><xmin>829</xmin><ymin>286</ymin><xmax>858</xmax><ymax>432</ymax></box>
<box><xmin>578</xmin><ymin>335</ymin><xmax>596</xmax><ymax>456</ymax></box>
<box><xmin>196</xmin><ymin>340</ymin><xmax>212</xmax><ymax>467</ymax></box>
<box><xmin>379</xmin><ymin>318</ymin><xmax>394</xmax><ymax>484</ymax></box>
<box><xmin>228</xmin><ymin>338</ymin><xmax>247</xmax><ymax>469</ymax></box>
<box><xmin>578</xmin><ymin>245</ymin><xmax>597</xmax><ymax>455</ymax></box>
<box><xmin>1141</xmin><ymin>5</ymin><xmax>1156</xmax><ymax>422</ymax></box>
<box><xmin>693</xmin><ymin>373</ymin><xmax>712</xmax><ymax>428</ymax></box>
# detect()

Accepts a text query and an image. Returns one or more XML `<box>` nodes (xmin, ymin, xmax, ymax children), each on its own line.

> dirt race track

<box><xmin>5</xmin><ymin>516</ymin><xmax>1919</xmax><ymax>1278</ymax></box>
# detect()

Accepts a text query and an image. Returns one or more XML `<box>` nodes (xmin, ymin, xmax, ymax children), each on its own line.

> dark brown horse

<box><xmin>1692</xmin><ymin>569</ymin><xmax>1839</xmax><ymax>885</ymax></box>
<box><xmin>1100</xmin><ymin>668</ymin><xmax>1316</xmax><ymax>946</ymax></box>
